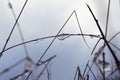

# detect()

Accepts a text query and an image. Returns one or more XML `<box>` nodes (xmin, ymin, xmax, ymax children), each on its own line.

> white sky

<box><xmin>0</xmin><ymin>0</ymin><xmax>120</xmax><ymax>80</ymax></box>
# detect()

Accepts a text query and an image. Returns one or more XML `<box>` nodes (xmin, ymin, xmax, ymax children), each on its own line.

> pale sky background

<box><xmin>0</xmin><ymin>0</ymin><xmax>120</xmax><ymax>80</ymax></box>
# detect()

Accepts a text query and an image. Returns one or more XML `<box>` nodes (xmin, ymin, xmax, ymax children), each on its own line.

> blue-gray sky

<box><xmin>0</xmin><ymin>0</ymin><xmax>120</xmax><ymax>80</ymax></box>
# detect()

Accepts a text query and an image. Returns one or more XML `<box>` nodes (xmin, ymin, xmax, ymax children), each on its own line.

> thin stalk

<box><xmin>83</xmin><ymin>61</ymin><xmax>89</xmax><ymax>77</ymax></box>
<box><xmin>0</xmin><ymin>58</ymin><xmax>27</xmax><ymax>75</ymax></box>
<box><xmin>87</xmin><ymin>64</ymin><xmax>97</xmax><ymax>80</ymax></box>
<box><xmin>107</xmin><ymin>67</ymin><xmax>119</xmax><ymax>78</ymax></box>
<box><xmin>7</xmin><ymin>0</ymin><xmax>29</xmax><ymax>57</ymax></box>
<box><xmin>74</xmin><ymin>66</ymin><xmax>83</xmax><ymax>80</ymax></box>
<box><xmin>10</xmin><ymin>70</ymin><xmax>29</xmax><ymax>80</ymax></box>
<box><xmin>109</xmin><ymin>31</ymin><xmax>120</xmax><ymax>41</ymax></box>
<box><xmin>91</xmin><ymin>38</ymin><xmax>102</xmax><ymax>55</ymax></box>
<box><xmin>74</xmin><ymin>11</ymin><xmax>90</xmax><ymax>49</ymax></box>
<box><xmin>35</xmin><ymin>56</ymin><xmax>56</xmax><ymax>80</ymax></box>
<box><xmin>25</xmin><ymin>55</ymin><xmax>56</xmax><ymax>80</ymax></box>
<box><xmin>45</xmin><ymin>63</ymin><xmax>50</xmax><ymax>80</ymax></box>
<box><xmin>8</xmin><ymin>0</ymin><xmax>29</xmax><ymax>56</ymax></box>
<box><xmin>3</xmin><ymin>33</ymin><xmax>101</xmax><ymax>53</ymax></box>
<box><xmin>105</xmin><ymin>0</ymin><xmax>111</xmax><ymax>38</ymax></box>
<box><xmin>86</xmin><ymin>3</ymin><xmax>120</xmax><ymax>70</ymax></box>
<box><xmin>86</xmin><ymin>74</ymin><xmax>89</xmax><ymax>80</ymax></box>
<box><xmin>78</xmin><ymin>66</ymin><xmax>83</xmax><ymax>80</ymax></box>
<box><xmin>35</xmin><ymin>61</ymin><xmax>50</xmax><ymax>80</ymax></box>
<box><xmin>90</xmin><ymin>31</ymin><xmax>120</xmax><ymax>71</ymax></box>
<box><xmin>0</xmin><ymin>0</ymin><xmax>29</xmax><ymax>57</ymax></box>
<box><xmin>95</xmin><ymin>62</ymin><xmax>104</xmax><ymax>79</ymax></box>
<box><xmin>7</xmin><ymin>1</ymin><xmax>30</xmax><ymax>79</ymax></box>
<box><xmin>74</xmin><ymin>67</ymin><xmax>78</xmax><ymax>80</ymax></box>
<box><xmin>109</xmin><ymin>42</ymin><xmax>120</xmax><ymax>51</ymax></box>
<box><xmin>103</xmin><ymin>52</ymin><xmax>105</xmax><ymax>80</ymax></box>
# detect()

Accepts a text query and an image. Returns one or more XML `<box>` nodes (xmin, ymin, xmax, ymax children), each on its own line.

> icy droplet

<box><xmin>57</xmin><ymin>33</ymin><xmax>70</xmax><ymax>40</ymax></box>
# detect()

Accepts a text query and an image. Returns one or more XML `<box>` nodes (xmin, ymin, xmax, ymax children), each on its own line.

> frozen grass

<box><xmin>0</xmin><ymin>0</ymin><xmax>120</xmax><ymax>80</ymax></box>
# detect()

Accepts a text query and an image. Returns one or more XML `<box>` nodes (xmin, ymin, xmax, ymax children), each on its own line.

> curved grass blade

<box><xmin>74</xmin><ymin>11</ymin><xmax>90</xmax><ymax>49</ymax></box>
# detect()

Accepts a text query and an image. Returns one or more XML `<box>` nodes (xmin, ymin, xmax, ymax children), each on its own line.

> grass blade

<box><xmin>105</xmin><ymin>0</ymin><xmax>111</xmax><ymax>38</ymax></box>
<box><xmin>86</xmin><ymin>3</ymin><xmax>120</xmax><ymax>70</ymax></box>
<box><xmin>74</xmin><ymin>11</ymin><xmax>90</xmax><ymax>49</ymax></box>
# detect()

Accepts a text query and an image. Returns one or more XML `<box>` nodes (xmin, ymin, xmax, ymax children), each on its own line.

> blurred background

<box><xmin>0</xmin><ymin>0</ymin><xmax>120</xmax><ymax>80</ymax></box>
